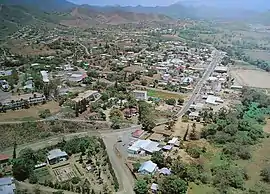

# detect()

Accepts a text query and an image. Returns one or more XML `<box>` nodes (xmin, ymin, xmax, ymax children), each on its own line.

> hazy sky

<box><xmin>69</xmin><ymin>0</ymin><xmax>179</xmax><ymax>6</ymax></box>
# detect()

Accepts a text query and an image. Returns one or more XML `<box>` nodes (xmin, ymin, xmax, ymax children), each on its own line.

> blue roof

<box><xmin>138</xmin><ymin>160</ymin><xmax>157</xmax><ymax>174</ymax></box>
<box><xmin>0</xmin><ymin>177</ymin><xmax>15</xmax><ymax>194</ymax></box>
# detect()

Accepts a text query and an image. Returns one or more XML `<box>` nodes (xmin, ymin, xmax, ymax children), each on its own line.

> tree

<box><xmin>138</xmin><ymin>101</ymin><xmax>156</xmax><ymax>132</ymax></box>
<box><xmin>109</xmin><ymin>109</ymin><xmax>124</xmax><ymax>120</ymax></box>
<box><xmin>178</xmin><ymin>98</ymin><xmax>185</xmax><ymax>105</ymax></box>
<box><xmin>151</xmin><ymin>151</ymin><xmax>165</xmax><ymax>167</ymax></box>
<box><xmin>13</xmin><ymin>141</ymin><xmax>17</xmax><ymax>159</ymax></box>
<box><xmin>134</xmin><ymin>179</ymin><xmax>148</xmax><ymax>194</ymax></box>
<box><xmin>261</xmin><ymin>167</ymin><xmax>270</xmax><ymax>183</ymax></box>
<box><xmin>12</xmin><ymin>158</ymin><xmax>34</xmax><ymax>181</ymax></box>
<box><xmin>183</xmin><ymin>124</ymin><xmax>189</xmax><ymax>141</ymax></box>
<box><xmin>38</xmin><ymin>109</ymin><xmax>51</xmax><ymax>119</ymax></box>
<box><xmin>190</xmin><ymin>123</ymin><xmax>200</xmax><ymax>140</ymax></box>
<box><xmin>133</xmin><ymin>162</ymin><xmax>141</xmax><ymax>172</ymax></box>
<box><xmin>29</xmin><ymin>172</ymin><xmax>38</xmax><ymax>184</ymax></box>
<box><xmin>159</xmin><ymin>175</ymin><xmax>187</xmax><ymax>194</ymax></box>
<box><xmin>140</xmin><ymin>79</ymin><xmax>148</xmax><ymax>86</ymax></box>
<box><xmin>165</xmin><ymin>98</ymin><xmax>176</xmax><ymax>106</ymax></box>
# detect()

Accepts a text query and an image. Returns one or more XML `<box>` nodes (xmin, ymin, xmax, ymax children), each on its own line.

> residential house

<box><xmin>133</xmin><ymin>90</ymin><xmax>148</xmax><ymax>101</ymax></box>
<box><xmin>0</xmin><ymin>177</ymin><xmax>16</xmax><ymax>194</ymax></box>
<box><xmin>138</xmin><ymin>161</ymin><xmax>157</xmax><ymax>175</ymax></box>
<box><xmin>72</xmin><ymin>90</ymin><xmax>99</xmax><ymax>103</ymax></box>
<box><xmin>47</xmin><ymin>149</ymin><xmax>68</xmax><ymax>165</ymax></box>
<box><xmin>0</xmin><ymin>155</ymin><xmax>9</xmax><ymax>169</ymax></box>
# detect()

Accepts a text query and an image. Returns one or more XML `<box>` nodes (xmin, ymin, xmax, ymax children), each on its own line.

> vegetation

<box><xmin>138</xmin><ymin>101</ymin><xmax>156</xmax><ymax>131</ymax></box>
<box><xmin>134</xmin><ymin>179</ymin><xmax>148</xmax><ymax>194</ymax></box>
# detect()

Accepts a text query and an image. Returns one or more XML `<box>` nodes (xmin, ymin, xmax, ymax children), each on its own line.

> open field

<box><xmin>245</xmin><ymin>49</ymin><xmax>270</xmax><ymax>61</ymax></box>
<box><xmin>0</xmin><ymin>101</ymin><xmax>60</xmax><ymax>121</ymax></box>
<box><xmin>231</xmin><ymin>68</ymin><xmax>270</xmax><ymax>89</ymax></box>
<box><xmin>147</xmin><ymin>89</ymin><xmax>184</xmax><ymax>99</ymax></box>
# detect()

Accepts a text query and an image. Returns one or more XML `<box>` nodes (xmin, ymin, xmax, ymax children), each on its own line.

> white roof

<box><xmin>189</xmin><ymin>112</ymin><xmax>199</xmax><ymax>117</ymax></box>
<box><xmin>168</xmin><ymin>137</ymin><xmax>178</xmax><ymax>144</ymax></box>
<box><xmin>47</xmin><ymin>149</ymin><xmax>68</xmax><ymax>161</ymax></box>
<box><xmin>40</xmin><ymin>71</ymin><xmax>49</xmax><ymax>83</ymax></box>
<box><xmin>128</xmin><ymin>139</ymin><xmax>161</xmax><ymax>153</ymax></box>
<box><xmin>206</xmin><ymin>95</ymin><xmax>218</xmax><ymax>105</ymax></box>
<box><xmin>138</xmin><ymin>160</ymin><xmax>157</xmax><ymax>174</ymax></box>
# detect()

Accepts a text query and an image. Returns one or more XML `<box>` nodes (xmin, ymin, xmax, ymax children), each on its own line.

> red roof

<box><xmin>0</xmin><ymin>154</ymin><xmax>9</xmax><ymax>161</ymax></box>
<box><xmin>132</xmin><ymin>129</ymin><xmax>144</xmax><ymax>138</ymax></box>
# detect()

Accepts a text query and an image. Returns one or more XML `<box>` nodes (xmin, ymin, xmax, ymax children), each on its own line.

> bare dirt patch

<box><xmin>245</xmin><ymin>49</ymin><xmax>270</xmax><ymax>61</ymax></box>
<box><xmin>173</xmin><ymin>120</ymin><xmax>204</xmax><ymax>138</ymax></box>
<box><xmin>0</xmin><ymin>101</ymin><xmax>60</xmax><ymax>121</ymax></box>
<box><xmin>231</xmin><ymin>69</ymin><xmax>270</xmax><ymax>88</ymax></box>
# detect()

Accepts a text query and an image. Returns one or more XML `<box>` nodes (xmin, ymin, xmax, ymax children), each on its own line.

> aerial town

<box><xmin>1</xmin><ymin>0</ymin><xmax>270</xmax><ymax>194</ymax></box>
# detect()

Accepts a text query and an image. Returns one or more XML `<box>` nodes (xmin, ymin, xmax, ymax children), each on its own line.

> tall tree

<box><xmin>159</xmin><ymin>175</ymin><xmax>187</xmax><ymax>194</ymax></box>
<box><xmin>13</xmin><ymin>141</ymin><xmax>17</xmax><ymax>159</ymax></box>
<box><xmin>134</xmin><ymin>179</ymin><xmax>148</xmax><ymax>194</ymax></box>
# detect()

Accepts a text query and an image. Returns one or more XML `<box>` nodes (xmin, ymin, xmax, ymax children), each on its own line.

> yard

<box><xmin>35</xmin><ymin>167</ymin><xmax>52</xmax><ymax>184</ymax></box>
<box><xmin>0</xmin><ymin>101</ymin><xmax>61</xmax><ymax>121</ymax></box>
<box><xmin>147</xmin><ymin>89</ymin><xmax>185</xmax><ymax>100</ymax></box>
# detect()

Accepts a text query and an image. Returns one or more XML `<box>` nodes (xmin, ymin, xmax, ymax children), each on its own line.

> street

<box><xmin>175</xmin><ymin>50</ymin><xmax>224</xmax><ymax>117</ymax></box>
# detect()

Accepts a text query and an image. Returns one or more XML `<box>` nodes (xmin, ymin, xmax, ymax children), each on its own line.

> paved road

<box><xmin>102</xmin><ymin>131</ymin><xmax>136</xmax><ymax>194</ymax></box>
<box><xmin>1</xmin><ymin>125</ymin><xmax>140</xmax><ymax>154</ymax></box>
<box><xmin>175</xmin><ymin>50</ymin><xmax>223</xmax><ymax>117</ymax></box>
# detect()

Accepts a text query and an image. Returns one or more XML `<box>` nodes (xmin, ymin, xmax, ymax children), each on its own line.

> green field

<box><xmin>147</xmin><ymin>90</ymin><xmax>184</xmax><ymax>99</ymax></box>
<box><xmin>34</xmin><ymin>167</ymin><xmax>52</xmax><ymax>184</ymax></box>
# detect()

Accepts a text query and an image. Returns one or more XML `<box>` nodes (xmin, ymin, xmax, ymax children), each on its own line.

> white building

<box><xmin>128</xmin><ymin>139</ymin><xmax>161</xmax><ymax>154</ymax></box>
<box><xmin>40</xmin><ymin>71</ymin><xmax>49</xmax><ymax>83</ymax></box>
<box><xmin>133</xmin><ymin>90</ymin><xmax>148</xmax><ymax>101</ymax></box>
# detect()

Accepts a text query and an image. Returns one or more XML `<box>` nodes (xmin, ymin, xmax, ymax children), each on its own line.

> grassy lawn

<box><xmin>147</xmin><ymin>89</ymin><xmax>183</xmax><ymax>99</ymax></box>
<box><xmin>0</xmin><ymin>101</ymin><xmax>60</xmax><ymax>121</ymax></box>
<box><xmin>237</xmin><ymin>137</ymin><xmax>270</xmax><ymax>190</ymax></box>
<box><xmin>188</xmin><ymin>183</ymin><xmax>216</xmax><ymax>194</ymax></box>
<box><xmin>34</xmin><ymin>167</ymin><xmax>52</xmax><ymax>184</ymax></box>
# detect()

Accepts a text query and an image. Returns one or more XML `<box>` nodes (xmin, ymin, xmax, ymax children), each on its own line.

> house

<box><xmin>40</xmin><ymin>71</ymin><xmax>49</xmax><ymax>83</ymax></box>
<box><xmin>189</xmin><ymin>112</ymin><xmax>200</xmax><ymax>120</ymax></box>
<box><xmin>168</xmin><ymin>137</ymin><xmax>179</xmax><ymax>146</ymax></box>
<box><xmin>151</xmin><ymin>183</ymin><xmax>158</xmax><ymax>193</ymax></box>
<box><xmin>47</xmin><ymin>149</ymin><xmax>68</xmax><ymax>165</ymax></box>
<box><xmin>206</xmin><ymin>95</ymin><xmax>224</xmax><ymax>105</ymax></box>
<box><xmin>214</xmin><ymin>66</ymin><xmax>228</xmax><ymax>73</ymax></box>
<box><xmin>149</xmin><ymin>133</ymin><xmax>165</xmax><ymax>142</ymax></box>
<box><xmin>0</xmin><ymin>70</ymin><xmax>12</xmax><ymax>77</ymax></box>
<box><xmin>0</xmin><ymin>154</ymin><xmax>9</xmax><ymax>169</ymax></box>
<box><xmin>72</xmin><ymin>90</ymin><xmax>99</xmax><ymax>103</ymax></box>
<box><xmin>68</xmin><ymin>72</ymin><xmax>87</xmax><ymax>82</ymax></box>
<box><xmin>132</xmin><ymin>129</ymin><xmax>144</xmax><ymax>138</ymax></box>
<box><xmin>162</xmin><ymin>145</ymin><xmax>173</xmax><ymax>151</ymax></box>
<box><xmin>0</xmin><ymin>177</ymin><xmax>16</xmax><ymax>194</ymax></box>
<box><xmin>133</xmin><ymin>90</ymin><xmax>148</xmax><ymax>101</ymax></box>
<box><xmin>127</xmin><ymin>139</ymin><xmax>161</xmax><ymax>154</ymax></box>
<box><xmin>138</xmin><ymin>161</ymin><xmax>157</xmax><ymax>175</ymax></box>
<box><xmin>123</xmin><ymin>108</ymin><xmax>138</xmax><ymax>118</ymax></box>
<box><xmin>158</xmin><ymin>167</ymin><xmax>172</xmax><ymax>175</ymax></box>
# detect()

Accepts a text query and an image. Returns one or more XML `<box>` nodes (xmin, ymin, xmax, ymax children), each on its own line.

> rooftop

<box><xmin>0</xmin><ymin>154</ymin><xmax>9</xmax><ymax>161</ymax></box>
<box><xmin>47</xmin><ymin>149</ymin><xmax>68</xmax><ymax>161</ymax></box>
<box><xmin>138</xmin><ymin>160</ymin><xmax>157</xmax><ymax>174</ymax></box>
<box><xmin>72</xmin><ymin>90</ymin><xmax>99</xmax><ymax>103</ymax></box>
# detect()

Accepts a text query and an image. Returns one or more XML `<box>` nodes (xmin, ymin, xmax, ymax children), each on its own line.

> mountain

<box><xmin>61</xmin><ymin>6</ymin><xmax>173</xmax><ymax>26</ymax></box>
<box><xmin>176</xmin><ymin>0</ymin><xmax>270</xmax><ymax>12</ymax></box>
<box><xmin>0</xmin><ymin>0</ymin><xmax>76</xmax><ymax>11</ymax></box>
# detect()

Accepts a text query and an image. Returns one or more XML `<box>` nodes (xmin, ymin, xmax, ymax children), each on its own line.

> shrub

<box><xmin>71</xmin><ymin>177</ymin><xmax>81</xmax><ymax>185</ymax></box>
<box><xmin>38</xmin><ymin>109</ymin><xmax>51</xmax><ymax>119</ymax></box>
<box><xmin>261</xmin><ymin>167</ymin><xmax>270</xmax><ymax>183</ymax></box>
